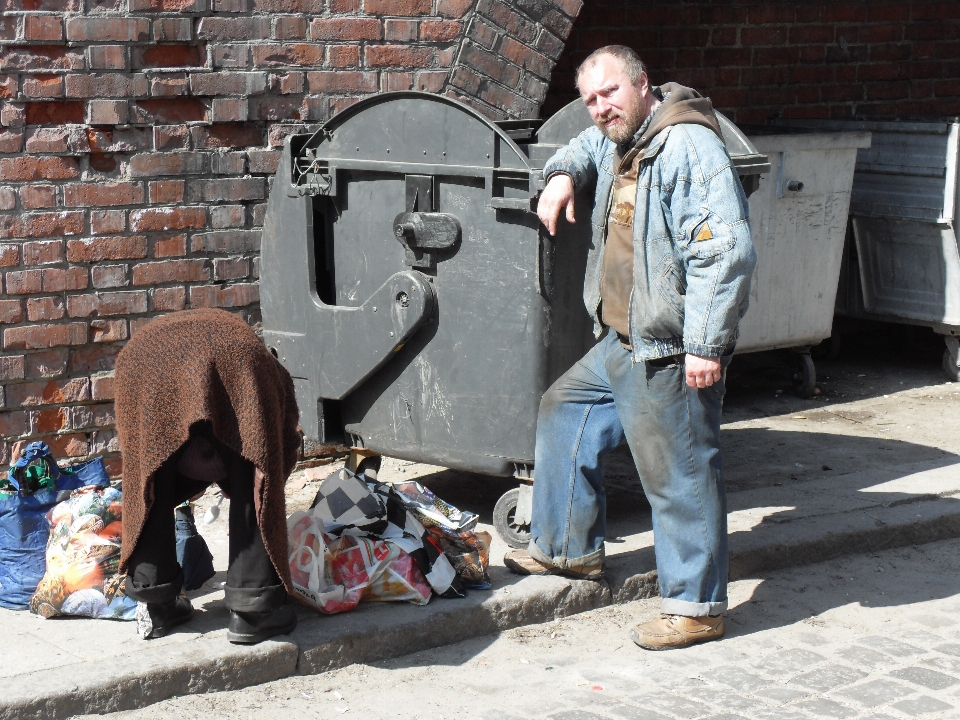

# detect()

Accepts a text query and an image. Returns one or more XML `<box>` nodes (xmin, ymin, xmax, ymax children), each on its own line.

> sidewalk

<box><xmin>4</xmin><ymin>455</ymin><xmax>960</xmax><ymax>720</ymax></box>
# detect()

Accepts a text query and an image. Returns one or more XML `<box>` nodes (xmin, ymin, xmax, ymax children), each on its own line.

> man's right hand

<box><xmin>537</xmin><ymin>173</ymin><xmax>576</xmax><ymax>236</ymax></box>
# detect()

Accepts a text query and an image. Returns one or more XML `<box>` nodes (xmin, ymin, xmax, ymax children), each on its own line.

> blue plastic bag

<box><xmin>0</xmin><ymin>442</ymin><xmax>110</xmax><ymax>610</ymax></box>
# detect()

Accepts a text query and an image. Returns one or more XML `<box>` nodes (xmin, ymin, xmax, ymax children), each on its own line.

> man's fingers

<box><xmin>565</xmin><ymin>198</ymin><xmax>576</xmax><ymax>225</ymax></box>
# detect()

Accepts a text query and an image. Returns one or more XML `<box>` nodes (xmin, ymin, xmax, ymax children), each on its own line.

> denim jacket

<box><xmin>544</xmin><ymin>122</ymin><xmax>757</xmax><ymax>361</ymax></box>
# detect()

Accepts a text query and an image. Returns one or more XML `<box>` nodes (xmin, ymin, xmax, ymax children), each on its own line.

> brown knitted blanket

<box><xmin>114</xmin><ymin>308</ymin><xmax>301</xmax><ymax>591</ymax></box>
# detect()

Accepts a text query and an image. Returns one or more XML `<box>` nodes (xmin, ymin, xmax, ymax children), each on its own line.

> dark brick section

<box><xmin>544</xmin><ymin>0</ymin><xmax>960</xmax><ymax>123</ymax></box>
<box><xmin>444</xmin><ymin>0</ymin><xmax>582</xmax><ymax>118</ymax></box>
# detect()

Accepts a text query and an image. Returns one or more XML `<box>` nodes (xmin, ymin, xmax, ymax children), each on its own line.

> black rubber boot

<box><xmin>227</xmin><ymin>604</ymin><xmax>297</xmax><ymax>644</ymax></box>
<box><xmin>136</xmin><ymin>594</ymin><xmax>194</xmax><ymax>640</ymax></box>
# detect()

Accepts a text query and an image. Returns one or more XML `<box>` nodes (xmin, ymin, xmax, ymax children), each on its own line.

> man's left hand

<box><xmin>685</xmin><ymin>354</ymin><xmax>722</xmax><ymax>389</ymax></box>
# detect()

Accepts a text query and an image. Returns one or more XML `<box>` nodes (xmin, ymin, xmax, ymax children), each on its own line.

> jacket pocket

<box><xmin>686</xmin><ymin>216</ymin><xmax>737</xmax><ymax>259</ymax></box>
<box><xmin>655</xmin><ymin>254</ymin><xmax>686</xmax><ymax>316</ymax></box>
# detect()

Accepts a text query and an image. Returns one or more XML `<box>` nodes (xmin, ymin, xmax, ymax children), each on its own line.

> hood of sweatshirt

<box><xmin>625</xmin><ymin>82</ymin><xmax>723</xmax><ymax>156</ymax></box>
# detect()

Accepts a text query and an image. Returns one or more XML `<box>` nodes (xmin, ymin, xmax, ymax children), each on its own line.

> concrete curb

<box><xmin>6</xmin><ymin>463</ymin><xmax>960</xmax><ymax>720</ymax></box>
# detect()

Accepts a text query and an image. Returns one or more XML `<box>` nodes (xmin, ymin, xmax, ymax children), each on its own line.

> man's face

<box><xmin>577</xmin><ymin>54</ymin><xmax>649</xmax><ymax>145</ymax></box>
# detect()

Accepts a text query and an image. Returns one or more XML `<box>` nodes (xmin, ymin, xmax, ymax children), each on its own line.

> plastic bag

<box><xmin>287</xmin><ymin>509</ymin><xmax>431</xmax><ymax>614</ymax></box>
<box><xmin>29</xmin><ymin>485</ymin><xmax>136</xmax><ymax>620</ymax></box>
<box><xmin>0</xmin><ymin>443</ymin><xmax>109</xmax><ymax>610</ymax></box>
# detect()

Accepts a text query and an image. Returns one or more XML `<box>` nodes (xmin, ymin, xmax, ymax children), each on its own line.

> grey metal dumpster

<box><xmin>775</xmin><ymin>119</ymin><xmax>960</xmax><ymax>381</ymax></box>
<box><xmin>259</xmin><ymin>92</ymin><xmax>768</xmax><ymax>546</ymax></box>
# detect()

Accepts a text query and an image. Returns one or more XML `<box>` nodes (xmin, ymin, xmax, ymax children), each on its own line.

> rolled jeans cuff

<box><xmin>124</xmin><ymin>568</ymin><xmax>183</xmax><ymax>604</ymax></box>
<box><xmin>224</xmin><ymin>583</ymin><xmax>287</xmax><ymax>613</ymax></box>
<box><xmin>660</xmin><ymin>597</ymin><xmax>727</xmax><ymax>617</ymax></box>
<box><xmin>527</xmin><ymin>538</ymin><xmax>604</xmax><ymax>570</ymax></box>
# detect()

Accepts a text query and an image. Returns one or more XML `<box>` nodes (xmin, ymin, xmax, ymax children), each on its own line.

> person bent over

<box><xmin>115</xmin><ymin>308</ymin><xmax>303</xmax><ymax>644</ymax></box>
<box><xmin>504</xmin><ymin>46</ymin><xmax>756</xmax><ymax>651</ymax></box>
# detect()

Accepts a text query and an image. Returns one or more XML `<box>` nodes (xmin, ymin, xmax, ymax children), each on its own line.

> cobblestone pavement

<box><xmin>84</xmin><ymin>536</ymin><xmax>960</xmax><ymax>720</ymax></box>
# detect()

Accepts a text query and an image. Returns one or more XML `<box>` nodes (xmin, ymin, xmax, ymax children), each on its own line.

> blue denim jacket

<box><xmin>544</xmin><ymin>122</ymin><xmax>757</xmax><ymax>361</ymax></box>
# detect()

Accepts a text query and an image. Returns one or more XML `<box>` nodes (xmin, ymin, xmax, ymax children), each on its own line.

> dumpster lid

<box><xmin>535</xmin><ymin>99</ymin><xmax>771</xmax><ymax>175</ymax></box>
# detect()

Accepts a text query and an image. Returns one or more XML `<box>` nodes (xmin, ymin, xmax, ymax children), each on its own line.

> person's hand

<box><xmin>537</xmin><ymin>174</ymin><xmax>575</xmax><ymax>236</ymax></box>
<box><xmin>685</xmin><ymin>353</ymin><xmax>722</xmax><ymax>388</ymax></box>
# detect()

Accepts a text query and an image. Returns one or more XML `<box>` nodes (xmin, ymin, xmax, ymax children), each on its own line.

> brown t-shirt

<box><xmin>600</xmin><ymin>146</ymin><xmax>642</xmax><ymax>337</ymax></box>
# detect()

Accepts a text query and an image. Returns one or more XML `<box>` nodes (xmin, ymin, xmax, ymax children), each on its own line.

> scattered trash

<box><xmin>794</xmin><ymin>463</ymin><xmax>804</xmax><ymax>468</ymax></box>
<box><xmin>592</xmin><ymin>685</ymin><xmax>604</xmax><ymax>691</ymax></box>
<box><xmin>520</xmin><ymin>659</ymin><xmax>530</xmax><ymax>664</ymax></box>
<box><xmin>333</xmin><ymin>691</ymin><xmax>343</xmax><ymax>700</ymax></box>
<box><xmin>202</xmin><ymin>493</ymin><xmax>223</xmax><ymax>524</ymax></box>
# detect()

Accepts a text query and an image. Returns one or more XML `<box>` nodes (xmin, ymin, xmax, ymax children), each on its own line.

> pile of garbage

<box><xmin>288</xmin><ymin>467</ymin><xmax>491</xmax><ymax>614</ymax></box>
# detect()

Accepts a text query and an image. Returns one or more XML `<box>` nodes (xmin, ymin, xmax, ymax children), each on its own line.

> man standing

<box><xmin>504</xmin><ymin>46</ymin><xmax>757</xmax><ymax>651</ymax></box>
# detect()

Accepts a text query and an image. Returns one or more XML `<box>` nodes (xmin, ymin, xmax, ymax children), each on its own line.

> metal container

<box><xmin>774</xmin><ymin>119</ymin><xmax>960</xmax><ymax>381</ymax></box>
<box><xmin>259</xmin><ymin>92</ymin><xmax>769</xmax><ymax>545</ymax></box>
<box><xmin>735</xmin><ymin>130</ymin><xmax>871</xmax><ymax>394</ymax></box>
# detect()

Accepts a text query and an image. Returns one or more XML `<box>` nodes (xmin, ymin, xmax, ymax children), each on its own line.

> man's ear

<box><xmin>634</xmin><ymin>71</ymin><xmax>649</xmax><ymax>95</ymax></box>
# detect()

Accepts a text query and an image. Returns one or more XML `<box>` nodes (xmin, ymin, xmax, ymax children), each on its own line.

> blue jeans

<box><xmin>528</xmin><ymin>331</ymin><xmax>729</xmax><ymax>616</ymax></box>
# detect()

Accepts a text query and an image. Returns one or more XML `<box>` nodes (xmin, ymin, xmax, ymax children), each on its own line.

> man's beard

<box><xmin>594</xmin><ymin>97</ymin><xmax>646</xmax><ymax>145</ymax></box>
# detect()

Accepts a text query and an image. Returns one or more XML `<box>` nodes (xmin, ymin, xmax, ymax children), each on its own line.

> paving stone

<box><xmin>857</xmin><ymin>636</ymin><xmax>924</xmax><ymax>658</ymax></box>
<box><xmin>748</xmin><ymin>709</ymin><xmax>808</xmax><ymax>720</ymax></box>
<box><xmin>920</xmin><ymin>654</ymin><xmax>960</xmax><ymax>675</ymax></box>
<box><xmin>934</xmin><ymin>643</ymin><xmax>960</xmax><ymax>658</ymax></box>
<box><xmin>753</xmin><ymin>648</ymin><xmax>827</xmax><ymax>675</ymax></box>
<box><xmin>700</xmin><ymin>716</ymin><xmax>749</xmax><ymax>720</ymax></box>
<box><xmin>753</xmin><ymin>684</ymin><xmax>811</xmax><ymax>704</ymax></box>
<box><xmin>548</xmin><ymin>711</ymin><xmax>609</xmax><ymax>720</ymax></box>
<box><xmin>891</xmin><ymin>694</ymin><xmax>954</xmax><ymax>716</ymax></box>
<box><xmin>793</xmin><ymin>697</ymin><xmax>858</xmax><ymax>718</ymax></box>
<box><xmin>699</xmin><ymin>667</ymin><xmax>771</xmax><ymax>693</ymax></box>
<box><xmin>686</xmin><ymin>686</ymin><xmax>768</xmax><ymax>713</ymax></box>
<box><xmin>608</xmin><ymin>705</ymin><xmax>672</xmax><ymax>720</ymax></box>
<box><xmin>642</xmin><ymin>694</ymin><xmax>712</xmax><ymax>719</ymax></box>
<box><xmin>905</xmin><ymin>614</ymin><xmax>957</xmax><ymax>629</ymax></box>
<box><xmin>835</xmin><ymin>645</ymin><xmax>894</xmax><ymax>669</ymax></box>
<box><xmin>790</xmin><ymin>664</ymin><xmax>868</xmax><ymax>692</ymax></box>
<box><xmin>794</xmin><ymin>631</ymin><xmax>831</xmax><ymax>647</ymax></box>
<box><xmin>831</xmin><ymin>678</ymin><xmax>916</xmax><ymax>707</ymax></box>
<box><xmin>889</xmin><ymin>665</ymin><xmax>960</xmax><ymax>690</ymax></box>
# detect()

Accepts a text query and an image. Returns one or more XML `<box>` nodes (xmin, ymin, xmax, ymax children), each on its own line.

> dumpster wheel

<box><xmin>493</xmin><ymin>487</ymin><xmax>532</xmax><ymax>549</ymax></box>
<box><xmin>944</xmin><ymin>348</ymin><xmax>960</xmax><ymax>382</ymax></box>
<box><xmin>792</xmin><ymin>352</ymin><xmax>816</xmax><ymax>398</ymax></box>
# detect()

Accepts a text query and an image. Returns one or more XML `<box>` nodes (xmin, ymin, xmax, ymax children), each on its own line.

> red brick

<box><xmin>153</xmin><ymin>125</ymin><xmax>191</xmax><ymax>150</ymax></box>
<box><xmin>24</xmin><ymin>348</ymin><xmax>68</xmax><ymax>378</ymax></box>
<box><xmin>69</xmin><ymin>402</ymin><xmax>116</xmax><ymax>430</ymax></box>
<box><xmin>248</xmin><ymin>148</ymin><xmax>280</xmax><ymax>174</ymax></box>
<box><xmin>86</xmin><ymin>100</ymin><xmax>128</xmax><ymax>125</ymax></box>
<box><xmin>92</xmin><ymin>264</ymin><xmax>128</xmax><ymax>288</ymax></box>
<box><xmin>152</xmin><ymin>286</ymin><xmax>187</xmax><ymax>311</ymax></box>
<box><xmin>91</xmin><ymin>372</ymin><xmax>115</xmax><ymax>400</ymax></box>
<box><xmin>252</xmin><ymin>43</ymin><xmax>325</xmax><ymax>67</ymax></box>
<box><xmin>0</xmin><ymin>156</ymin><xmax>80</xmax><ymax>182</ymax></box>
<box><xmin>42</xmin><ymin>267</ymin><xmax>88</xmax><ymax>292</ymax></box>
<box><xmin>132</xmin><ymin>259</ymin><xmax>209</xmax><ymax>285</ymax></box>
<box><xmin>190</xmin><ymin>123</ymin><xmax>263</xmax><ymax>149</ymax></box>
<box><xmin>87</xmin><ymin>45</ymin><xmax>128</xmax><ymax>71</ymax></box>
<box><xmin>0</xmin><ymin>299</ymin><xmax>23</xmax><ymax>324</ymax></box>
<box><xmin>130</xmin><ymin>0</ymin><xmax>206</xmax><ymax>9</ymax></box>
<box><xmin>3</xmin><ymin>322</ymin><xmax>87</xmax><ymax>350</ymax></box>
<box><xmin>67</xmin><ymin>290</ymin><xmax>148</xmax><ymax>318</ymax></box>
<box><xmin>154</xmin><ymin>18</ymin><xmax>193</xmax><ymax>42</ymax></box>
<box><xmin>130</xmin><ymin>207</ymin><xmax>206</xmax><ymax>232</ymax></box>
<box><xmin>365</xmin><ymin>45</ymin><xmax>434</xmax><ymax>68</ymax></box>
<box><xmin>62</xmin><ymin>182</ymin><xmax>143</xmax><ymax>208</ymax></box>
<box><xmin>24</xmin><ymin>14</ymin><xmax>64</xmax><ymax>41</ymax></box>
<box><xmin>65</xmin><ymin>73</ymin><xmax>148</xmax><ymax>99</ymax></box>
<box><xmin>19</xmin><ymin>185</ymin><xmax>56</xmax><ymax>210</ymax></box>
<box><xmin>438</xmin><ymin>0</ymin><xmax>471</xmax><ymax>17</ymax></box>
<box><xmin>0</xmin><ymin>355</ymin><xmax>25</xmax><ymax>382</ymax></box>
<box><xmin>1</xmin><ymin>211</ymin><xmax>84</xmax><ymax>242</ymax></box>
<box><xmin>213</xmin><ymin>257</ymin><xmax>250</xmax><ymax>281</ymax></box>
<box><xmin>189</xmin><ymin>282</ymin><xmax>259</xmax><ymax>308</ymax></box>
<box><xmin>0</xmin><ymin>128</ymin><xmax>22</xmax><ymax>153</ymax></box>
<box><xmin>307</xmin><ymin>70</ymin><xmax>377</xmax><ymax>93</ymax></box>
<box><xmin>210</xmin><ymin>205</ymin><xmax>245</xmax><ymax>228</ymax></box>
<box><xmin>148</xmin><ymin>180</ymin><xmax>186</xmax><ymax>204</ymax></box>
<box><xmin>382</xmin><ymin>71</ymin><xmax>414</xmax><ymax>91</ymax></box>
<box><xmin>22</xmin><ymin>240</ymin><xmax>62</xmax><ymax>266</ymax></box>
<box><xmin>0</xmin><ymin>46</ymin><xmax>83</xmax><ymax>72</ymax></box>
<box><xmin>190</xmin><ymin>229</ymin><xmax>260</xmax><ymax>253</ymax></box>
<box><xmin>89</xmin><ymin>319</ymin><xmax>128</xmax><ymax>343</ymax></box>
<box><xmin>310</xmin><ymin>18</ymin><xmax>382</xmax><ymax>41</ymax></box>
<box><xmin>7</xmin><ymin>377</ymin><xmax>91</xmax><ymax>407</ymax></box>
<box><xmin>25</xmin><ymin>296</ymin><xmax>64</xmax><ymax>321</ymax></box>
<box><xmin>479</xmin><ymin>81</ymin><xmax>537</xmax><ymax>117</ymax></box>
<box><xmin>85</xmin><ymin>127</ymin><xmax>152</xmax><ymax>154</ymax></box>
<box><xmin>45</xmin><ymin>434</ymin><xmax>90</xmax><ymax>459</ymax></box>
<box><xmin>422</xmin><ymin>20</ymin><xmax>462</xmax><ymax>42</ymax></box>
<box><xmin>90</xmin><ymin>210</ymin><xmax>126</xmax><ymax>236</ymax></box>
<box><xmin>133</xmin><ymin>44</ymin><xmax>206</xmax><ymax>70</ymax></box>
<box><xmin>479</xmin><ymin>0</ymin><xmax>540</xmax><ymax>44</ymax></box>
<box><xmin>129</xmin><ymin>152</ymin><xmax>209</xmax><ymax>177</ymax></box>
<box><xmin>0</xmin><ymin>186</ymin><xmax>15</xmax><ymax>210</ymax></box>
<box><xmin>23</xmin><ymin>101</ymin><xmax>84</xmax><ymax>125</ymax></box>
<box><xmin>36</xmin><ymin>407</ymin><xmax>68</xmax><ymax>433</ymax></box>
<box><xmin>154</xmin><ymin>234</ymin><xmax>187</xmax><ymax>257</ymax></box>
<box><xmin>252</xmin><ymin>0</ymin><xmax>324</xmax><ymax>10</ymax></box>
<box><xmin>197</xmin><ymin>17</ymin><xmax>271</xmax><ymax>41</ymax></box>
<box><xmin>274</xmin><ymin>16</ymin><xmax>307</xmax><ymax>40</ymax></box>
<box><xmin>66</xmin><ymin>236</ymin><xmax>147</xmax><ymax>262</ymax></box>
<box><xmin>269</xmin><ymin>71</ymin><xmax>304</xmax><ymax>94</ymax></box>
<box><xmin>327</xmin><ymin>45</ymin><xmax>360</xmax><ymax>68</ymax></box>
<box><xmin>499</xmin><ymin>36</ymin><xmax>553</xmax><ymax>78</ymax></box>
<box><xmin>22</xmin><ymin>74</ymin><xmax>63</xmax><ymax>99</ymax></box>
<box><xmin>460</xmin><ymin>43</ymin><xmax>520</xmax><ymax>87</ymax></box>
<box><xmin>130</xmin><ymin>98</ymin><xmax>207</xmax><ymax>124</ymax></box>
<box><xmin>150</xmin><ymin>74</ymin><xmax>189</xmax><ymax>97</ymax></box>
<box><xmin>467</xmin><ymin>18</ymin><xmax>499</xmax><ymax>50</ymax></box>
<box><xmin>0</xmin><ymin>244</ymin><xmax>20</xmax><ymax>267</ymax></box>
<box><xmin>67</xmin><ymin>344</ymin><xmax>119</xmax><ymax>374</ymax></box>
<box><xmin>65</xmin><ymin>17</ymin><xmax>150</xmax><ymax>42</ymax></box>
<box><xmin>365</xmin><ymin>0</ymin><xmax>430</xmax><ymax>15</ymax></box>
<box><xmin>0</xmin><ymin>410</ymin><xmax>33</xmax><ymax>438</ymax></box>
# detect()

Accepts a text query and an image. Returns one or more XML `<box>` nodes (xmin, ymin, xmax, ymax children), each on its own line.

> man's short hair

<box><xmin>575</xmin><ymin>45</ymin><xmax>648</xmax><ymax>88</ymax></box>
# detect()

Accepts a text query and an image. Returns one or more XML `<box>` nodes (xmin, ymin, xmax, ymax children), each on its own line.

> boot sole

<box><xmin>503</xmin><ymin>556</ymin><xmax>604</xmax><ymax>581</ymax></box>
<box><xmin>629</xmin><ymin>628</ymin><xmax>723</xmax><ymax>651</ymax></box>
<box><xmin>228</xmin><ymin>616</ymin><xmax>297</xmax><ymax>645</ymax></box>
<box><xmin>145</xmin><ymin>611</ymin><xmax>193</xmax><ymax>640</ymax></box>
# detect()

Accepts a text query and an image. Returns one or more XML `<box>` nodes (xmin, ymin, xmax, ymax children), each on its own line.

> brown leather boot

<box><xmin>503</xmin><ymin>549</ymin><xmax>603</xmax><ymax>580</ymax></box>
<box><xmin>629</xmin><ymin>614</ymin><xmax>724</xmax><ymax>650</ymax></box>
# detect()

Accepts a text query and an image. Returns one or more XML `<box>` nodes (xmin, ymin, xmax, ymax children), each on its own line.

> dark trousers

<box><xmin>125</xmin><ymin>426</ymin><xmax>286</xmax><ymax>613</ymax></box>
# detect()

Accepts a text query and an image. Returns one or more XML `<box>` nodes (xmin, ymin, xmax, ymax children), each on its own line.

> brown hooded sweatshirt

<box><xmin>600</xmin><ymin>83</ymin><xmax>723</xmax><ymax>341</ymax></box>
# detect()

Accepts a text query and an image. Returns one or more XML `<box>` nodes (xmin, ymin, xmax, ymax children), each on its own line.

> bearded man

<box><xmin>504</xmin><ymin>46</ymin><xmax>757</xmax><ymax>651</ymax></box>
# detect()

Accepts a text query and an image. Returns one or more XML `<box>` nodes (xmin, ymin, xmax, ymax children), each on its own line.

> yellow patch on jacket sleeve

<box><xmin>694</xmin><ymin>222</ymin><xmax>714</xmax><ymax>242</ymax></box>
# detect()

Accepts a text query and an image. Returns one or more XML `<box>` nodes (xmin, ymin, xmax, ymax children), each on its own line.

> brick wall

<box><xmin>545</xmin><ymin>0</ymin><xmax>960</xmax><ymax>123</ymax></box>
<box><xmin>0</xmin><ymin>0</ymin><xmax>580</xmax><ymax>474</ymax></box>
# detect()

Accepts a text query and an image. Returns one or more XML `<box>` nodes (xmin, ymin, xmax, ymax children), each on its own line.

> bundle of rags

<box><xmin>114</xmin><ymin>308</ymin><xmax>302</xmax><ymax>592</ymax></box>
